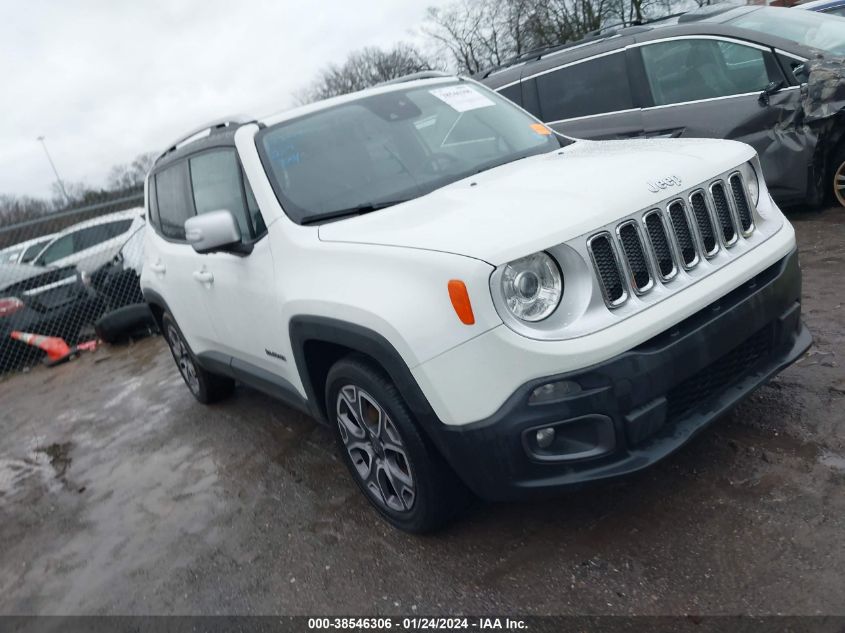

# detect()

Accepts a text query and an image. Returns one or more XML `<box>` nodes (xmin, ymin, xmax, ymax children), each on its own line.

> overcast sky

<box><xmin>0</xmin><ymin>0</ymin><xmax>445</xmax><ymax>199</ymax></box>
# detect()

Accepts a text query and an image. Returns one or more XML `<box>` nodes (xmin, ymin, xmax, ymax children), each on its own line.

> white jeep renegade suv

<box><xmin>141</xmin><ymin>73</ymin><xmax>811</xmax><ymax>532</ymax></box>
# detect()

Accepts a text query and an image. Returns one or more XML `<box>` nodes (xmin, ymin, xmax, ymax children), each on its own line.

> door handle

<box><xmin>149</xmin><ymin>261</ymin><xmax>166</xmax><ymax>274</ymax></box>
<box><xmin>193</xmin><ymin>270</ymin><xmax>214</xmax><ymax>284</ymax></box>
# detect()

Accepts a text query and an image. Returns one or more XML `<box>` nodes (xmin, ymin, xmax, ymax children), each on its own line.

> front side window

<box><xmin>155</xmin><ymin>162</ymin><xmax>193</xmax><ymax>240</ymax></box>
<box><xmin>641</xmin><ymin>39</ymin><xmax>777</xmax><ymax>106</ymax></box>
<box><xmin>189</xmin><ymin>150</ymin><xmax>254</xmax><ymax>239</ymax></box>
<box><xmin>37</xmin><ymin>235</ymin><xmax>74</xmax><ymax>265</ymax></box>
<box><xmin>257</xmin><ymin>81</ymin><xmax>560</xmax><ymax>224</ymax></box>
<box><xmin>730</xmin><ymin>7</ymin><xmax>845</xmax><ymax>55</ymax></box>
<box><xmin>536</xmin><ymin>53</ymin><xmax>634</xmax><ymax>122</ymax></box>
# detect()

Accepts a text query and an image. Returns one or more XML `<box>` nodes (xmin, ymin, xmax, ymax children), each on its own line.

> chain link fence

<box><xmin>0</xmin><ymin>192</ymin><xmax>157</xmax><ymax>375</ymax></box>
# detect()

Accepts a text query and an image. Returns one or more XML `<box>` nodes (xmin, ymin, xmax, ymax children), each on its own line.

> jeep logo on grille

<box><xmin>647</xmin><ymin>175</ymin><xmax>683</xmax><ymax>193</ymax></box>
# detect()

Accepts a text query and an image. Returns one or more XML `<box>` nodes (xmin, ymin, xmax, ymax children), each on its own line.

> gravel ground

<box><xmin>0</xmin><ymin>207</ymin><xmax>843</xmax><ymax>616</ymax></box>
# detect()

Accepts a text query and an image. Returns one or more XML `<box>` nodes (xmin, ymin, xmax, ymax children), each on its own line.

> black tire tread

<box><xmin>161</xmin><ymin>311</ymin><xmax>234</xmax><ymax>404</ymax></box>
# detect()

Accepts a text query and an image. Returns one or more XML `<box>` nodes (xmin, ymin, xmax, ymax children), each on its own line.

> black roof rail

<box><xmin>677</xmin><ymin>3</ymin><xmax>741</xmax><ymax>22</ymax></box>
<box><xmin>154</xmin><ymin>115</ymin><xmax>254</xmax><ymax>164</ymax></box>
<box><xmin>377</xmin><ymin>71</ymin><xmax>454</xmax><ymax>87</ymax></box>
<box><xmin>478</xmin><ymin>28</ymin><xmax>626</xmax><ymax>79</ymax></box>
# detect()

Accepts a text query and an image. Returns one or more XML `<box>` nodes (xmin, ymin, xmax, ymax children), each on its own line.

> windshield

<box><xmin>730</xmin><ymin>7</ymin><xmax>845</xmax><ymax>55</ymax></box>
<box><xmin>257</xmin><ymin>81</ymin><xmax>561</xmax><ymax>223</ymax></box>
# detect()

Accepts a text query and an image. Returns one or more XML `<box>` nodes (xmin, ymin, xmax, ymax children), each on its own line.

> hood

<box><xmin>0</xmin><ymin>263</ymin><xmax>76</xmax><ymax>294</ymax></box>
<box><xmin>0</xmin><ymin>263</ymin><xmax>53</xmax><ymax>291</ymax></box>
<box><xmin>318</xmin><ymin>138</ymin><xmax>756</xmax><ymax>265</ymax></box>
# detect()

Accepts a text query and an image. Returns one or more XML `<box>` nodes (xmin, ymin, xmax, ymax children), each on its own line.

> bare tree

<box><xmin>425</xmin><ymin>0</ymin><xmax>686</xmax><ymax>75</ymax></box>
<box><xmin>297</xmin><ymin>44</ymin><xmax>440</xmax><ymax>104</ymax></box>
<box><xmin>425</xmin><ymin>0</ymin><xmax>535</xmax><ymax>75</ymax></box>
<box><xmin>106</xmin><ymin>151</ymin><xmax>157</xmax><ymax>192</ymax></box>
<box><xmin>0</xmin><ymin>194</ymin><xmax>53</xmax><ymax>228</ymax></box>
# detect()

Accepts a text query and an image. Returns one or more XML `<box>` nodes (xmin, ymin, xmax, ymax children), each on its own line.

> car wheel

<box><xmin>161</xmin><ymin>311</ymin><xmax>234</xmax><ymax>404</ymax></box>
<box><xmin>325</xmin><ymin>355</ymin><xmax>469</xmax><ymax>533</ymax></box>
<box><xmin>833</xmin><ymin>146</ymin><xmax>845</xmax><ymax>208</ymax></box>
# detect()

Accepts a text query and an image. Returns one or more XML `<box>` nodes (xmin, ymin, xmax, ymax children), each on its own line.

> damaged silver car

<box><xmin>480</xmin><ymin>4</ymin><xmax>845</xmax><ymax>208</ymax></box>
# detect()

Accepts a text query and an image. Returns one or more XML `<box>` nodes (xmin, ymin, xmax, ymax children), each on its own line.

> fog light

<box><xmin>529</xmin><ymin>380</ymin><xmax>582</xmax><ymax>405</ymax></box>
<box><xmin>536</xmin><ymin>428</ymin><xmax>556</xmax><ymax>449</ymax></box>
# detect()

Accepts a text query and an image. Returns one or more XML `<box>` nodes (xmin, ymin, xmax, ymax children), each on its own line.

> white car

<box><xmin>31</xmin><ymin>209</ymin><xmax>145</xmax><ymax>274</ymax></box>
<box><xmin>0</xmin><ymin>233</ymin><xmax>58</xmax><ymax>265</ymax></box>
<box><xmin>141</xmin><ymin>74</ymin><xmax>811</xmax><ymax>532</ymax></box>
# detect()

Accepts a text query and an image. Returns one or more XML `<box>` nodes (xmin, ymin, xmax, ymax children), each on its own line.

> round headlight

<box><xmin>501</xmin><ymin>252</ymin><xmax>562</xmax><ymax>322</ymax></box>
<box><xmin>741</xmin><ymin>162</ymin><xmax>761</xmax><ymax>206</ymax></box>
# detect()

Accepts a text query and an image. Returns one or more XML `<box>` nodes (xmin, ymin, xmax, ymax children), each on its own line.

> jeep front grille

<box><xmin>710</xmin><ymin>181</ymin><xmax>738</xmax><ymax>247</ymax></box>
<box><xmin>729</xmin><ymin>173</ymin><xmax>754</xmax><ymax>234</ymax></box>
<box><xmin>667</xmin><ymin>201</ymin><xmax>698</xmax><ymax>269</ymax></box>
<box><xmin>690</xmin><ymin>190</ymin><xmax>719</xmax><ymax>258</ymax></box>
<box><xmin>643</xmin><ymin>210</ymin><xmax>677</xmax><ymax>281</ymax></box>
<box><xmin>587</xmin><ymin>233</ymin><xmax>627</xmax><ymax>307</ymax></box>
<box><xmin>618</xmin><ymin>221</ymin><xmax>653</xmax><ymax>294</ymax></box>
<box><xmin>585</xmin><ymin>172</ymin><xmax>758</xmax><ymax>310</ymax></box>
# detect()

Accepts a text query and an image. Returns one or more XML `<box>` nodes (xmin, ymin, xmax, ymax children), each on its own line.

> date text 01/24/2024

<box><xmin>307</xmin><ymin>617</ymin><xmax>528</xmax><ymax>630</ymax></box>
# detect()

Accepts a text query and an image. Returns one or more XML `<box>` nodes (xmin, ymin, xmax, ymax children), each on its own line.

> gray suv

<box><xmin>480</xmin><ymin>4</ymin><xmax>845</xmax><ymax>208</ymax></box>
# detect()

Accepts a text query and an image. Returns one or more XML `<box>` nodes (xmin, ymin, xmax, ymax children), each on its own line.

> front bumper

<box><xmin>428</xmin><ymin>249</ymin><xmax>811</xmax><ymax>501</ymax></box>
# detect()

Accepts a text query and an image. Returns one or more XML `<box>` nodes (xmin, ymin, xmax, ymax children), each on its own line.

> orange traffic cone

<box><xmin>10</xmin><ymin>331</ymin><xmax>73</xmax><ymax>365</ymax></box>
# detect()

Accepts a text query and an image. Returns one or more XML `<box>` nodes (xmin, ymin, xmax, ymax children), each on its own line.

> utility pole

<box><xmin>36</xmin><ymin>136</ymin><xmax>70</xmax><ymax>205</ymax></box>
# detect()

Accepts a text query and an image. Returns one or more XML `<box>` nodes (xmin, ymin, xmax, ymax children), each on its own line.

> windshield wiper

<box><xmin>301</xmin><ymin>199</ymin><xmax>411</xmax><ymax>225</ymax></box>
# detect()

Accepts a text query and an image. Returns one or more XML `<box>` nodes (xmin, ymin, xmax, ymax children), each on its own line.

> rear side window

<box><xmin>536</xmin><ymin>53</ymin><xmax>634</xmax><ymax>121</ymax></box>
<box><xmin>189</xmin><ymin>150</ymin><xmax>254</xmax><ymax>239</ymax></box>
<box><xmin>74</xmin><ymin>219</ymin><xmax>132</xmax><ymax>250</ymax></box>
<box><xmin>74</xmin><ymin>225</ymin><xmax>110</xmax><ymax>250</ymax></box>
<box><xmin>154</xmin><ymin>162</ymin><xmax>193</xmax><ymax>240</ymax></box>
<box><xmin>641</xmin><ymin>39</ymin><xmax>778</xmax><ymax>106</ymax></box>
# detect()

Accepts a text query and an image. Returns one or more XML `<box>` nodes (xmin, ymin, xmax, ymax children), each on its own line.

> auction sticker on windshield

<box><xmin>429</xmin><ymin>85</ymin><xmax>496</xmax><ymax>112</ymax></box>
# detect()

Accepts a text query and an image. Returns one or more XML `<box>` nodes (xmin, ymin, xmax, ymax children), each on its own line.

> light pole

<box><xmin>36</xmin><ymin>135</ymin><xmax>70</xmax><ymax>205</ymax></box>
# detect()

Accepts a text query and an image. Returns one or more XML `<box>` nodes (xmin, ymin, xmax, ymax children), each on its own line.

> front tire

<box><xmin>162</xmin><ymin>311</ymin><xmax>234</xmax><ymax>404</ymax></box>
<box><xmin>325</xmin><ymin>355</ymin><xmax>468</xmax><ymax>533</ymax></box>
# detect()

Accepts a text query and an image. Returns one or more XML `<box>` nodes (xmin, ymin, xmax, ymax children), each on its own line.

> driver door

<box><xmin>184</xmin><ymin>148</ymin><xmax>289</xmax><ymax>382</ymax></box>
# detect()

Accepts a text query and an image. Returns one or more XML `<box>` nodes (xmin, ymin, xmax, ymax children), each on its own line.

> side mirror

<box><xmin>184</xmin><ymin>210</ymin><xmax>251</xmax><ymax>255</ymax></box>
<box><xmin>758</xmin><ymin>80</ymin><xmax>785</xmax><ymax>107</ymax></box>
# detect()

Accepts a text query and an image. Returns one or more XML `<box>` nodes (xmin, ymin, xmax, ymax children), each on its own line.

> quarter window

<box><xmin>497</xmin><ymin>83</ymin><xmax>523</xmax><ymax>107</ymax></box>
<box><xmin>536</xmin><ymin>53</ymin><xmax>634</xmax><ymax>121</ymax></box>
<box><xmin>641</xmin><ymin>39</ymin><xmax>777</xmax><ymax>106</ymax></box>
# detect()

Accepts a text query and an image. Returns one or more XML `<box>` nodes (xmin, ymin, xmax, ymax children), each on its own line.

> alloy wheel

<box><xmin>336</xmin><ymin>385</ymin><xmax>416</xmax><ymax>513</ymax></box>
<box><xmin>166</xmin><ymin>324</ymin><xmax>200</xmax><ymax>395</ymax></box>
<box><xmin>835</xmin><ymin>159</ymin><xmax>845</xmax><ymax>208</ymax></box>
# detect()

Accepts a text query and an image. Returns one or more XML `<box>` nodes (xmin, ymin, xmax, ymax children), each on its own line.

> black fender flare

<box><xmin>142</xmin><ymin>288</ymin><xmax>170</xmax><ymax>329</ymax></box>
<box><xmin>288</xmin><ymin>316</ymin><xmax>448</xmax><ymax>446</ymax></box>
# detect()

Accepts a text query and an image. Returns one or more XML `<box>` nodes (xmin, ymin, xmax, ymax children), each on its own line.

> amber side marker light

<box><xmin>448</xmin><ymin>280</ymin><xmax>475</xmax><ymax>325</ymax></box>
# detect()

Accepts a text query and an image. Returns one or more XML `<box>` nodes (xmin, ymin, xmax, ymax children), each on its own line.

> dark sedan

<box><xmin>0</xmin><ymin>263</ymin><xmax>104</xmax><ymax>371</ymax></box>
<box><xmin>481</xmin><ymin>5</ymin><xmax>845</xmax><ymax>208</ymax></box>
